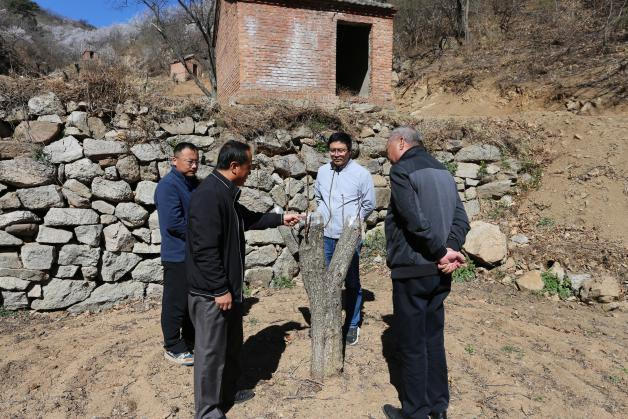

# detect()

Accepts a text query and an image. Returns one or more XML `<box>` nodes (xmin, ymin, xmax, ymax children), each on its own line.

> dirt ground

<box><xmin>1</xmin><ymin>267</ymin><xmax>626</xmax><ymax>419</ymax></box>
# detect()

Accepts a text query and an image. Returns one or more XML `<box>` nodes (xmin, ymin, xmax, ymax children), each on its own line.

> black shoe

<box><xmin>430</xmin><ymin>411</ymin><xmax>447</xmax><ymax>419</ymax></box>
<box><xmin>233</xmin><ymin>389</ymin><xmax>255</xmax><ymax>404</ymax></box>
<box><xmin>382</xmin><ymin>404</ymin><xmax>406</xmax><ymax>419</ymax></box>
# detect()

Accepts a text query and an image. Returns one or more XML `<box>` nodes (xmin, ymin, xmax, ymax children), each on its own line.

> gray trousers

<box><xmin>188</xmin><ymin>294</ymin><xmax>243</xmax><ymax>419</ymax></box>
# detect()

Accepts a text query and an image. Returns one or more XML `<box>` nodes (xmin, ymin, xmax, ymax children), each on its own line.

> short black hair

<box><xmin>173</xmin><ymin>142</ymin><xmax>198</xmax><ymax>155</ymax></box>
<box><xmin>216</xmin><ymin>140</ymin><xmax>251</xmax><ymax>170</ymax></box>
<box><xmin>327</xmin><ymin>132</ymin><xmax>352</xmax><ymax>151</ymax></box>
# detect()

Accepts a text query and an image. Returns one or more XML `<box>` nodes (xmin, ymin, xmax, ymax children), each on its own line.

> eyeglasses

<box><xmin>179</xmin><ymin>158</ymin><xmax>199</xmax><ymax>167</ymax></box>
<box><xmin>329</xmin><ymin>148</ymin><xmax>349</xmax><ymax>155</ymax></box>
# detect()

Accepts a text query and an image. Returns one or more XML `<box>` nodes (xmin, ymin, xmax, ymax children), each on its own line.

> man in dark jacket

<box><xmin>154</xmin><ymin>142</ymin><xmax>200</xmax><ymax>366</ymax></box>
<box><xmin>187</xmin><ymin>140</ymin><xmax>301</xmax><ymax>419</ymax></box>
<box><xmin>382</xmin><ymin>127</ymin><xmax>470</xmax><ymax>419</ymax></box>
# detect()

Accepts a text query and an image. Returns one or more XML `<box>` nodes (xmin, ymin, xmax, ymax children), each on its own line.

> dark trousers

<box><xmin>393</xmin><ymin>274</ymin><xmax>451</xmax><ymax>419</ymax></box>
<box><xmin>189</xmin><ymin>294</ymin><xmax>243</xmax><ymax>419</ymax></box>
<box><xmin>161</xmin><ymin>262</ymin><xmax>194</xmax><ymax>354</ymax></box>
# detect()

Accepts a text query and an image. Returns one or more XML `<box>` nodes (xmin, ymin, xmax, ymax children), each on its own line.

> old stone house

<box><xmin>214</xmin><ymin>0</ymin><xmax>395</xmax><ymax>105</ymax></box>
<box><xmin>81</xmin><ymin>50</ymin><xmax>98</xmax><ymax>61</ymax></box>
<box><xmin>170</xmin><ymin>54</ymin><xmax>203</xmax><ymax>83</ymax></box>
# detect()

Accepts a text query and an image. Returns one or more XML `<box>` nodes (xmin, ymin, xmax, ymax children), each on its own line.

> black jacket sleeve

<box><xmin>238</xmin><ymin>203</ymin><xmax>283</xmax><ymax>231</ymax></box>
<box><xmin>187</xmin><ymin>192</ymin><xmax>229</xmax><ymax>296</ymax></box>
<box><xmin>446</xmin><ymin>195</ymin><xmax>470</xmax><ymax>251</ymax></box>
<box><xmin>390</xmin><ymin>165</ymin><xmax>448</xmax><ymax>260</ymax></box>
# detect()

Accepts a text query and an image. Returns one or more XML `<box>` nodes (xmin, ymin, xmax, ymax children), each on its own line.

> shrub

<box><xmin>363</xmin><ymin>228</ymin><xmax>387</xmax><ymax>259</ymax></box>
<box><xmin>541</xmin><ymin>271</ymin><xmax>572</xmax><ymax>299</ymax></box>
<box><xmin>453</xmin><ymin>258</ymin><xmax>476</xmax><ymax>283</ymax></box>
<box><xmin>271</xmin><ymin>275</ymin><xmax>295</xmax><ymax>289</ymax></box>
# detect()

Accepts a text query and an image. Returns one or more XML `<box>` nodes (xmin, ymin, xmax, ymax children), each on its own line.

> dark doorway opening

<box><xmin>336</xmin><ymin>22</ymin><xmax>371</xmax><ymax>97</ymax></box>
<box><xmin>192</xmin><ymin>63</ymin><xmax>198</xmax><ymax>76</ymax></box>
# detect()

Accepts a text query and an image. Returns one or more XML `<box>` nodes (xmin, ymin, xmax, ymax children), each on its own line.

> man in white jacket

<box><xmin>314</xmin><ymin>132</ymin><xmax>375</xmax><ymax>345</ymax></box>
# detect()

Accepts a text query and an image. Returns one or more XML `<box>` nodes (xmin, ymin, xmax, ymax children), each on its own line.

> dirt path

<box><xmin>1</xmin><ymin>269</ymin><xmax>626</xmax><ymax>418</ymax></box>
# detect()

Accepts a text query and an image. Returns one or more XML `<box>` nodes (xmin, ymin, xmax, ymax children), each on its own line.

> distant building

<box><xmin>81</xmin><ymin>50</ymin><xmax>98</xmax><ymax>61</ymax></box>
<box><xmin>170</xmin><ymin>54</ymin><xmax>203</xmax><ymax>83</ymax></box>
<box><xmin>214</xmin><ymin>0</ymin><xmax>396</xmax><ymax>106</ymax></box>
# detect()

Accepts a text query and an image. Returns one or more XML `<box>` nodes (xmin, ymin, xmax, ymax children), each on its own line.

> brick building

<box><xmin>170</xmin><ymin>54</ymin><xmax>204</xmax><ymax>83</ymax></box>
<box><xmin>214</xmin><ymin>0</ymin><xmax>395</xmax><ymax>106</ymax></box>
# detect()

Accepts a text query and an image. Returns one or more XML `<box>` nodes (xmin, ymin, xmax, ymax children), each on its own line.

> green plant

<box><xmin>464</xmin><ymin>344</ymin><xmax>476</xmax><ymax>355</ymax></box>
<box><xmin>520</xmin><ymin>159</ymin><xmax>543</xmax><ymax>190</ymax></box>
<box><xmin>502</xmin><ymin>345</ymin><xmax>524</xmax><ymax>358</ymax></box>
<box><xmin>537</xmin><ymin>217</ymin><xmax>555</xmax><ymax>228</ymax></box>
<box><xmin>444</xmin><ymin>160</ymin><xmax>458</xmax><ymax>175</ymax></box>
<box><xmin>313</xmin><ymin>139</ymin><xmax>328</xmax><ymax>153</ymax></box>
<box><xmin>453</xmin><ymin>258</ymin><xmax>476</xmax><ymax>283</ymax></box>
<box><xmin>363</xmin><ymin>228</ymin><xmax>387</xmax><ymax>259</ymax></box>
<box><xmin>607</xmin><ymin>375</ymin><xmax>621</xmax><ymax>385</ymax></box>
<box><xmin>243</xmin><ymin>283</ymin><xmax>252</xmax><ymax>298</ymax></box>
<box><xmin>478</xmin><ymin>161</ymin><xmax>488</xmax><ymax>179</ymax></box>
<box><xmin>0</xmin><ymin>306</ymin><xmax>17</xmax><ymax>318</ymax></box>
<box><xmin>541</xmin><ymin>271</ymin><xmax>572</xmax><ymax>299</ymax></box>
<box><xmin>31</xmin><ymin>146</ymin><xmax>50</xmax><ymax>163</ymax></box>
<box><xmin>271</xmin><ymin>275</ymin><xmax>295</xmax><ymax>289</ymax></box>
<box><xmin>248</xmin><ymin>316</ymin><xmax>259</xmax><ymax>326</ymax></box>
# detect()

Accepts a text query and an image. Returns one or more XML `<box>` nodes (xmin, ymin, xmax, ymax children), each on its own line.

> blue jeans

<box><xmin>323</xmin><ymin>236</ymin><xmax>362</xmax><ymax>329</ymax></box>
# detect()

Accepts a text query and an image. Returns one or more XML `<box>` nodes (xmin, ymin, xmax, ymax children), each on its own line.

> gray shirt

<box><xmin>314</xmin><ymin>159</ymin><xmax>375</xmax><ymax>239</ymax></box>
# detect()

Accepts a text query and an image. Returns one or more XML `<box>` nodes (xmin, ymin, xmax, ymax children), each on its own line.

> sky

<box><xmin>34</xmin><ymin>0</ymin><xmax>150</xmax><ymax>27</ymax></box>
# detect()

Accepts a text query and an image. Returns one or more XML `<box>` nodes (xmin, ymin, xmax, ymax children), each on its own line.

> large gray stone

<box><xmin>477</xmin><ymin>180</ymin><xmax>513</xmax><ymax>199</ymax></box>
<box><xmin>455</xmin><ymin>144</ymin><xmax>501</xmax><ymax>162</ymax></box>
<box><xmin>359</xmin><ymin>137</ymin><xmax>387</xmax><ymax>158</ymax></box>
<box><xmin>68</xmin><ymin>281</ymin><xmax>145</xmax><ymax>313</ymax></box>
<box><xmin>239</xmin><ymin>188</ymin><xmax>275</xmax><ymax>212</ymax></box>
<box><xmin>134</xmin><ymin>181</ymin><xmax>157</xmax><ymax>205</ymax></box>
<box><xmin>3</xmin><ymin>223</ymin><xmax>37</xmax><ymax>239</ymax></box>
<box><xmin>270</xmin><ymin>185</ymin><xmax>287</xmax><ymax>207</ymax></box>
<box><xmin>57</xmin><ymin>244</ymin><xmax>101</xmax><ymax>266</ymax></box>
<box><xmin>0</xmin><ymin>252</ymin><xmax>21</xmax><ymax>268</ymax></box>
<box><xmin>167</xmin><ymin>134</ymin><xmax>215</xmax><ymax>149</ymax></box>
<box><xmin>16</xmin><ymin>185</ymin><xmax>64</xmax><ymax>209</ymax></box>
<box><xmin>273</xmin><ymin>154</ymin><xmax>306</xmax><ymax>177</ymax></box>
<box><xmin>116</xmin><ymin>155</ymin><xmax>141</xmax><ymax>183</ymax></box>
<box><xmin>20</xmin><ymin>243</ymin><xmax>55</xmax><ymax>270</ymax></box>
<box><xmin>161</xmin><ymin>117</ymin><xmax>195</xmax><ymax>135</ymax></box>
<box><xmin>64</xmin><ymin>158</ymin><xmax>104</xmax><ymax>183</ymax></box>
<box><xmin>245</xmin><ymin>267</ymin><xmax>274</xmax><ymax>288</ymax></box>
<box><xmin>103</xmin><ymin>222</ymin><xmax>135</xmax><ymax>252</ymax></box>
<box><xmin>255</xmin><ymin>133</ymin><xmax>293</xmax><ymax>155</ymax></box>
<box><xmin>13</xmin><ymin>120</ymin><xmax>61</xmax><ymax>144</ymax></box>
<box><xmin>115</xmin><ymin>202</ymin><xmax>149</xmax><ymax>227</ymax></box>
<box><xmin>1</xmin><ymin>291</ymin><xmax>28</xmax><ymax>310</ymax></box>
<box><xmin>44</xmin><ymin>208</ymin><xmax>99</xmax><ymax>226</ymax></box>
<box><xmin>375</xmin><ymin>188</ymin><xmax>391</xmax><ymax>210</ymax></box>
<box><xmin>0</xmin><ymin>157</ymin><xmax>56</xmax><ymax>187</ymax></box>
<box><xmin>92</xmin><ymin>200</ymin><xmax>115</xmax><ymax>215</ymax></box>
<box><xmin>83</xmin><ymin>138</ymin><xmax>129</xmax><ymax>159</ymax></box>
<box><xmin>301</xmin><ymin>144</ymin><xmax>328</xmax><ymax>175</ymax></box>
<box><xmin>284</xmin><ymin>178</ymin><xmax>304</xmax><ymax>198</ymax></box>
<box><xmin>463</xmin><ymin>221</ymin><xmax>508</xmax><ymax>265</ymax></box>
<box><xmin>131</xmin><ymin>143</ymin><xmax>166</xmax><ymax>162</ymax></box>
<box><xmin>36</xmin><ymin>226</ymin><xmax>73</xmax><ymax>244</ymax></box>
<box><xmin>132</xmin><ymin>227</ymin><xmax>151</xmax><ymax>243</ymax></box>
<box><xmin>132</xmin><ymin>243</ymin><xmax>161</xmax><ymax>254</ymax></box>
<box><xmin>0</xmin><ymin>268</ymin><xmax>47</xmax><ymax>282</ymax></box>
<box><xmin>0</xmin><ymin>277</ymin><xmax>30</xmax><ymax>291</ymax></box>
<box><xmin>62</xmin><ymin>179</ymin><xmax>91</xmax><ymax>208</ymax></box>
<box><xmin>74</xmin><ymin>225</ymin><xmax>103</xmax><ymax>247</ymax></box>
<box><xmin>0</xmin><ymin>230</ymin><xmax>23</xmax><ymax>246</ymax></box>
<box><xmin>288</xmin><ymin>193</ymin><xmax>308</xmax><ymax>212</ymax></box>
<box><xmin>244</xmin><ymin>169</ymin><xmax>275</xmax><ymax>192</ymax></box>
<box><xmin>88</xmin><ymin>117</ymin><xmax>107</xmax><ymax>139</ymax></box>
<box><xmin>92</xmin><ymin>178</ymin><xmax>133</xmax><ymax>202</ymax></box>
<box><xmin>245</xmin><ymin>245</ymin><xmax>278</xmax><ymax>268</ymax></box>
<box><xmin>455</xmin><ymin>162</ymin><xmax>480</xmax><ymax>179</ymax></box>
<box><xmin>131</xmin><ymin>258</ymin><xmax>163</xmax><ymax>283</ymax></box>
<box><xmin>245</xmin><ymin>229</ymin><xmax>284</xmax><ymax>246</ymax></box>
<box><xmin>31</xmin><ymin>278</ymin><xmax>95</xmax><ymax>310</ymax></box>
<box><xmin>139</xmin><ymin>162</ymin><xmax>159</xmax><ymax>181</ymax></box>
<box><xmin>28</xmin><ymin>92</ymin><xmax>64</xmax><ymax>116</ymax></box>
<box><xmin>273</xmin><ymin>247</ymin><xmax>299</xmax><ymax>279</ymax></box>
<box><xmin>55</xmin><ymin>265</ymin><xmax>79</xmax><ymax>279</ymax></box>
<box><xmin>0</xmin><ymin>211</ymin><xmax>40</xmax><ymax>229</ymax></box>
<box><xmin>580</xmin><ymin>275</ymin><xmax>620</xmax><ymax>303</ymax></box>
<box><xmin>100</xmin><ymin>251</ymin><xmax>142</xmax><ymax>282</ymax></box>
<box><xmin>43</xmin><ymin>136</ymin><xmax>83</xmax><ymax>163</ymax></box>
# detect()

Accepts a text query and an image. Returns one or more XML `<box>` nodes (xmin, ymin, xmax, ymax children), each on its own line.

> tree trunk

<box><xmin>299</xmin><ymin>214</ymin><xmax>362</xmax><ymax>381</ymax></box>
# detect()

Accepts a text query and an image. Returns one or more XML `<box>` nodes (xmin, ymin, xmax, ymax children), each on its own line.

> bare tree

<box><xmin>124</xmin><ymin>0</ymin><xmax>217</xmax><ymax>99</ymax></box>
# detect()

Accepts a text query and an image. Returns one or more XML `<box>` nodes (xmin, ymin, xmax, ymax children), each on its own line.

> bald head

<box><xmin>386</xmin><ymin>126</ymin><xmax>423</xmax><ymax>163</ymax></box>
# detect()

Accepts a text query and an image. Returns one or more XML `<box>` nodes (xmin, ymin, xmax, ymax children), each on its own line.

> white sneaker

<box><xmin>164</xmin><ymin>350</ymin><xmax>194</xmax><ymax>366</ymax></box>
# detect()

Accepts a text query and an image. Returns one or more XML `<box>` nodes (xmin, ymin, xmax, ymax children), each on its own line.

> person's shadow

<box><xmin>381</xmin><ymin>314</ymin><xmax>403</xmax><ymax>400</ymax></box>
<box><xmin>239</xmin><ymin>320</ymin><xmax>304</xmax><ymax>389</ymax></box>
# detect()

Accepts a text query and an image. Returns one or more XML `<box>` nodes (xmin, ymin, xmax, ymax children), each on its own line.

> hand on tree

<box><xmin>283</xmin><ymin>213</ymin><xmax>304</xmax><ymax>227</ymax></box>
<box><xmin>215</xmin><ymin>292</ymin><xmax>232</xmax><ymax>311</ymax></box>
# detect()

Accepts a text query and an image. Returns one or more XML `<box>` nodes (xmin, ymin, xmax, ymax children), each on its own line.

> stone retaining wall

<box><xmin>0</xmin><ymin>93</ymin><xmax>527</xmax><ymax>312</ymax></box>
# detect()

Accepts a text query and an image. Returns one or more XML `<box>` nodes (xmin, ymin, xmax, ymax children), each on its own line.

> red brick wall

<box><xmin>216</xmin><ymin>0</ymin><xmax>241</xmax><ymax>102</ymax></box>
<box><xmin>215</xmin><ymin>0</ymin><xmax>394</xmax><ymax>106</ymax></box>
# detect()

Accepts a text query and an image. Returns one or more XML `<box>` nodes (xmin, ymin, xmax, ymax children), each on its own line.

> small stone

<box><xmin>0</xmin><ymin>277</ymin><xmax>29</xmax><ymax>291</ymax></box>
<box><xmin>0</xmin><ymin>210</ymin><xmax>41</xmax><ymax>229</ymax></box>
<box><xmin>16</xmin><ymin>185</ymin><xmax>64</xmax><ymax>209</ymax></box>
<box><xmin>245</xmin><ymin>267</ymin><xmax>274</xmax><ymax>288</ymax></box>
<box><xmin>100</xmin><ymin>251</ymin><xmax>142</xmax><ymax>282</ymax></box>
<box><xmin>0</xmin><ymin>192</ymin><xmax>21</xmax><ymax>210</ymax></box>
<box><xmin>580</xmin><ymin>275</ymin><xmax>620</xmax><ymax>303</ymax></box>
<box><xmin>510</xmin><ymin>234</ymin><xmax>529</xmax><ymax>246</ymax></box>
<box><xmin>116</xmin><ymin>155</ymin><xmax>141</xmax><ymax>183</ymax></box>
<box><xmin>131</xmin><ymin>257</ymin><xmax>163</xmax><ymax>283</ymax></box>
<box><xmin>27</xmin><ymin>285</ymin><xmax>41</xmax><ymax>298</ymax></box>
<box><xmin>139</xmin><ymin>162</ymin><xmax>159</xmax><ymax>181</ymax></box>
<box><xmin>134</xmin><ymin>181</ymin><xmax>158</xmax><ymax>205</ymax></box>
<box><xmin>64</xmin><ymin>158</ymin><xmax>104</xmax><ymax>183</ymax></box>
<box><xmin>44</xmin><ymin>208</ymin><xmax>99</xmax><ymax>226</ymax></box>
<box><xmin>245</xmin><ymin>229</ymin><xmax>285</xmax><ymax>246</ymax></box>
<box><xmin>36</xmin><ymin>226</ymin><xmax>73</xmax><ymax>244</ymax></box>
<box><xmin>28</xmin><ymin>92</ymin><xmax>64</xmax><ymax>116</ymax></box>
<box><xmin>516</xmin><ymin>270</ymin><xmax>544</xmax><ymax>291</ymax></box>
<box><xmin>0</xmin><ymin>252</ymin><xmax>22</xmax><ymax>268</ymax></box>
<box><xmin>272</xmin><ymin>247</ymin><xmax>299</xmax><ymax>279</ymax></box>
<box><xmin>239</xmin><ymin>188</ymin><xmax>275</xmax><ymax>212</ymax></box>
<box><xmin>55</xmin><ymin>265</ymin><xmax>79</xmax><ymax>278</ymax></box>
<box><xmin>273</xmin><ymin>155</ymin><xmax>306</xmax><ymax>177</ymax></box>
<box><xmin>477</xmin><ymin>180</ymin><xmax>513</xmax><ymax>199</ymax></box>
<box><xmin>1</xmin><ymin>291</ymin><xmax>28</xmax><ymax>310</ymax></box>
<box><xmin>88</xmin><ymin>117</ymin><xmax>107</xmax><ymax>139</ymax></box>
<box><xmin>43</xmin><ymin>136</ymin><xmax>83</xmax><ymax>163</ymax></box>
<box><xmin>566</xmin><ymin>273</ymin><xmax>591</xmax><ymax>292</ymax></box>
<box><xmin>132</xmin><ymin>243</ymin><xmax>161</xmax><ymax>254</ymax></box>
<box><xmin>132</xmin><ymin>227</ymin><xmax>152</xmax><ymax>243</ymax></box>
<box><xmin>455</xmin><ymin>144</ymin><xmax>501</xmax><ymax>162</ymax></box>
<box><xmin>131</xmin><ymin>143</ymin><xmax>167</xmax><ymax>162</ymax></box>
<box><xmin>57</xmin><ymin>244</ymin><xmax>101</xmax><ymax>267</ymax></box>
<box><xmin>161</xmin><ymin>117</ymin><xmax>195</xmax><ymax>135</ymax></box>
<box><xmin>13</xmin><ymin>120</ymin><xmax>61</xmax><ymax>144</ymax></box>
<box><xmin>549</xmin><ymin>262</ymin><xmax>565</xmax><ymax>280</ymax></box>
<box><xmin>83</xmin><ymin>138</ymin><xmax>129</xmax><ymax>159</ymax></box>
<box><xmin>375</xmin><ymin>188</ymin><xmax>391</xmax><ymax>209</ymax></box>
<box><xmin>74</xmin><ymin>225</ymin><xmax>103</xmax><ymax>247</ymax></box>
<box><xmin>463</xmin><ymin>221</ymin><xmax>507</xmax><ymax>265</ymax></box>
<box><xmin>463</xmin><ymin>200</ymin><xmax>480</xmax><ymax>219</ymax></box>
<box><xmin>103</xmin><ymin>222</ymin><xmax>135</xmax><ymax>252</ymax></box>
<box><xmin>92</xmin><ymin>178</ymin><xmax>133</xmax><ymax>202</ymax></box>
<box><xmin>245</xmin><ymin>245</ymin><xmax>278</xmax><ymax>268</ymax></box>
<box><xmin>455</xmin><ymin>163</ymin><xmax>480</xmax><ymax>179</ymax></box>
<box><xmin>115</xmin><ymin>202</ymin><xmax>149</xmax><ymax>227</ymax></box>
<box><xmin>104</xmin><ymin>166</ymin><xmax>118</xmax><ymax>180</ymax></box>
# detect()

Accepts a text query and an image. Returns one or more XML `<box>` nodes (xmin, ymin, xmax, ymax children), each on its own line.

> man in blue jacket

<box><xmin>382</xmin><ymin>127</ymin><xmax>469</xmax><ymax>419</ymax></box>
<box><xmin>314</xmin><ymin>132</ymin><xmax>375</xmax><ymax>346</ymax></box>
<box><xmin>154</xmin><ymin>142</ymin><xmax>200</xmax><ymax>366</ymax></box>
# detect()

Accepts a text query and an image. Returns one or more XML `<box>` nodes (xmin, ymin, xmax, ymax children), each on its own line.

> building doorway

<box><xmin>336</xmin><ymin>22</ymin><xmax>371</xmax><ymax>97</ymax></box>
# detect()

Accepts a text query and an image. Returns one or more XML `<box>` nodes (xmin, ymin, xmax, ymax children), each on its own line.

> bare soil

<box><xmin>1</xmin><ymin>268</ymin><xmax>626</xmax><ymax>419</ymax></box>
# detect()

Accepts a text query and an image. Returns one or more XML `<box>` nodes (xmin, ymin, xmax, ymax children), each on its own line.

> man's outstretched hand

<box><xmin>283</xmin><ymin>213</ymin><xmax>304</xmax><ymax>227</ymax></box>
<box><xmin>438</xmin><ymin>248</ymin><xmax>465</xmax><ymax>274</ymax></box>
